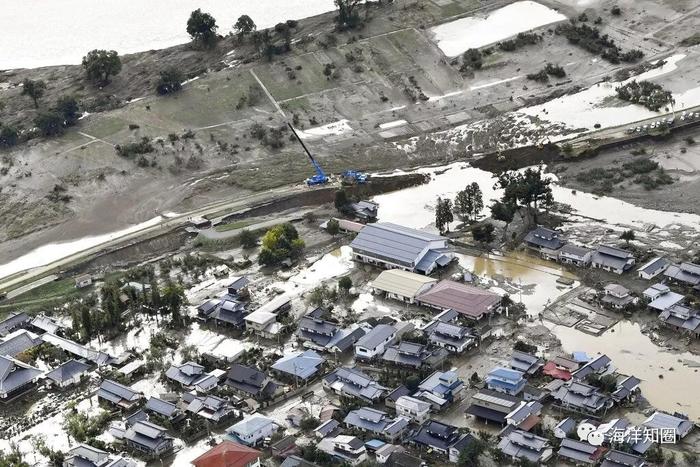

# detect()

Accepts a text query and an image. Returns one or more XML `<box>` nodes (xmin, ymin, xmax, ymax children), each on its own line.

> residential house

<box><xmin>226</xmin><ymin>415</ymin><xmax>279</xmax><ymax>447</ymax></box>
<box><xmin>524</xmin><ymin>226</ymin><xmax>565</xmax><ymax>260</ymax></box>
<box><xmin>558</xmin><ymin>438</ymin><xmax>606</xmax><ymax>465</ymax></box>
<box><xmin>559</xmin><ymin>244</ymin><xmax>594</xmax><ymax>267</ymax></box>
<box><xmin>414</xmin><ymin>371</ymin><xmax>465</xmax><ymax>410</ymax></box>
<box><xmin>350</xmin><ymin>222</ymin><xmax>452</xmax><ymax>274</ymax></box>
<box><xmin>385</xmin><ymin>451</ymin><xmax>424</xmax><ymax>467</ymax></box>
<box><xmin>411</xmin><ymin>420</ymin><xmax>476</xmax><ymax>463</ymax></box>
<box><xmin>505</xmin><ymin>401</ymin><xmax>543</xmax><ymax>432</ymax></box>
<box><xmin>466</xmin><ymin>389</ymin><xmax>522</xmax><ymax>426</ymax></box>
<box><xmin>225</xmin><ymin>363</ymin><xmax>276</xmax><ymax>399</ymax></box>
<box><xmin>554</xmin><ymin>417</ymin><xmax>577</xmax><ymax>439</ymax></box>
<box><xmin>124</xmin><ymin>420</ymin><xmax>173</xmax><ymax>457</ymax></box>
<box><xmin>498</xmin><ymin>429</ymin><xmax>553</xmax><ymax>464</ymax></box>
<box><xmin>659</xmin><ymin>304</ymin><xmax>700</xmax><ymax>337</ymax></box>
<box><xmin>280</xmin><ymin>455</ymin><xmax>320</xmax><ymax>467</ymax></box>
<box><xmin>416</xmin><ymin>280</ymin><xmax>502</xmax><ymax>321</ymax></box>
<box><xmin>297</xmin><ymin>315</ymin><xmax>366</xmax><ymax>353</ymax></box>
<box><xmin>97</xmin><ymin>379</ymin><xmax>143</xmax><ymax>410</ymax></box>
<box><xmin>41</xmin><ymin>333</ymin><xmax>112</xmax><ymax>366</ymax></box>
<box><xmin>601</xmin><ymin>284</ymin><xmax>635</xmax><ymax>309</ymax></box>
<box><xmin>551</xmin><ymin>380</ymin><xmax>613</xmax><ymax>417</ymax></box>
<box><xmin>323</xmin><ymin>367</ymin><xmax>387</xmax><ymax>402</ymax></box>
<box><xmin>186</xmin><ymin>394</ymin><xmax>235</xmax><ymax>423</ymax></box>
<box><xmin>348</xmin><ymin>201</ymin><xmax>379</xmax><ymax>222</ymax></box>
<box><xmin>591</xmin><ymin>245</ymin><xmax>635</xmax><ymax>274</ymax></box>
<box><xmin>30</xmin><ymin>314</ymin><xmax>65</xmax><ymax>335</ymax></box>
<box><xmin>395</xmin><ymin>396</ymin><xmax>431</xmax><ymax>424</ymax></box>
<box><xmin>314</xmin><ymin>419</ymin><xmax>340</xmax><ymax>439</ymax></box>
<box><xmin>375</xmin><ymin>445</ymin><xmax>404</xmax><ymax>464</ymax></box>
<box><xmin>343</xmin><ymin>407</ymin><xmax>409</xmax><ymax>442</ymax></box>
<box><xmin>611</xmin><ymin>375</ymin><xmax>641</xmax><ymax>403</ymax></box>
<box><xmin>271</xmin><ymin>350</ymin><xmax>325</xmax><ymax>383</ymax></box>
<box><xmin>64</xmin><ymin>443</ymin><xmax>135</xmax><ymax>467</ymax></box>
<box><xmin>425</xmin><ymin>321</ymin><xmax>476</xmax><ymax>353</ymax></box>
<box><xmin>227</xmin><ymin>276</ymin><xmax>250</xmax><ymax>296</ymax></box>
<box><xmin>197</xmin><ymin>294</ymin><xmax>247</xmax><ymax>328</ymax></box>
<box><xmin>509</xmin><ymin>351</ymin><xmax>543</xmax><ymax>375</ymax></box>
<box><xmin>485</xmin><ymin>367</ymin><xmax>526</xmax><ymax>396</ymax></box>
<box><xmin>644</xmin><ymin>284</ymin><xmax>685</xmax><ymax>312</ymax></box>
<box><xmin>165</xmin><ymin>361</ymin><xmax>207</xmax><ymax>388</ymax></box>
<box><xmin>244</xmin><ymin>310</ymin><xmax>282</xmax><ymax>339</ymax></box>
<box><xmin>643</xmin><ymin>412</ymin><xmax>693</xmax><ymax>440</ymax></box>
<box><xmin>637</xmin><ymin>257</ymin><xmax>669</xmax><ymax>280</ymax></box>
<box><xmin>354</xmin><ymin>324</ymin><xmax>396</xmax><ymax>360</ymax></box>
<box><xmin>318</xmin><ymin>435</ymin><xmax>368</xmax><ymax>465</ymax></box>
<box><xmin>371</xmin><ymin>270</ymin><xmax>437</xmax><ymax>304</ymax></box>
<box><xmin>572</xmin><ymin>354</ymin><xmax>614</xmax><ymax>380</ymax></box>
<box><xmin>381</xmin><ymin>341</ymin><xmax>447</xmax><ymax>370</ymax></box>
<box><xmin>664</xmin><ymin>261</ymin><xmax>700</xmax><ymax>286</ymax></box>
<box><xmin>601</xmin><ymin>450</ymin><xmax>647</xmax><ymax>467</ymax></box>
<box><xmin>0</xmin><ymin>330</ymin><xmax>39</xmax><ymax>358</ymax></box>
<box><xmin>191</xmin><ymin>440</ymin><xmax>261</xmax><ymax>467</ymax></box>
<box><xmin>45</xmin><ymin>359</ymin><xmax>90</xmax><ymax>388</ymax></box>
<box><xmin>75</xmin><ymin>274</ymin><xmax>93</xmax><ymax>288</ymax></box>
<box><xmin>145</xmin><ymin>397</ymin><xmax>182</xmax><ymax>421</ymax></box>
<box><xmin>271</xmin><ymin>435</ymin><xmax>298</xmax><ymax>458</ymax></box>
<box><xmin>0</xmin><ymin>312</ymin><xmax>30</xmax><ymax>338</ymax></box>
<box><xmin>0</xmin><ymin>355</ymin><xmax>42</xmax><ymax>401</ymax></box>
<box><xmin>385</xmin><ymin>385</ymin><xmax>412</xmax><ymax>409</ymax></box>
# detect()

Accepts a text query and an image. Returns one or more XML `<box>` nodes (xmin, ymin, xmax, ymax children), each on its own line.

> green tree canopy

<box><xmin>234</xmin><ymin>15</ymin><xmax>256</xmax><ymax>38</ymax></box>
<box><xmin>21</xmin><ymin>78</ymin><xmax>46</xmax><ymax>108</ymax></box>
<box><xmin>187</xmin><ymin>9</ymin><xmax>218</xmax><ymax>47</ymax></box>
<box><xmin>156</xmin><ymin>68</ymin><xmax>184</xmax><ymax>95</ymax></box>
<box><xmin>82</xmin><ymin>49</ymin><xmax>122</xmax><ymax>86</ymax></box>
<box><xmin>258</xmin><ymin>223</ymin><xmax>305</xmax><ymax>266</ymax></box>
<box><xmin>55</xmin><ymin>95</ymin><xmax>80</xmax><ymax>126</ymax></box>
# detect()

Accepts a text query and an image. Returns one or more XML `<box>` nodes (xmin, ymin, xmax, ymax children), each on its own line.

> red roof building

<box><xmin>417</xmin><ymin>280</ymin><xmax>502</xmax><ymax>320</ymax></box>
<box><xmin>192</xmin><ymin>441</ymin><xmax>262</xmax><ymax>467</ymax></box>
<box><xmin>543</xmin><ymin>361</ymin><xmax>572</xmax><ymax>381</ymax></box>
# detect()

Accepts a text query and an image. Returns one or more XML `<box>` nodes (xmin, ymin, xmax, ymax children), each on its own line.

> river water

<box><xmin>0</xmin><ymin>0</ymin><xmax>336</xmax><ymax>69</ymax></box>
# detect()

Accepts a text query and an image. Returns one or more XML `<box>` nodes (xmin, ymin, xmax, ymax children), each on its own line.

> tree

<box><xmin>461</xmin><ymin>48</ymin><xmax>483</xmax><ymax>71</ymax></box>
<box><xmin>162</xmin><ymin>281</ymin><xmax>185</xmax><ymax>327</ymax></box>
<box><xmin>494</xmin><ymin>167</ymin><xmax>553</xmax><ymax>224</ymax></box>
<box><xmin>79</xmin><ymin>305</ymin><xmax>93</xmax><ymax>340</ymax></box>
<box><xmin>458</xmin><ymin>438</ymin><xmax>486</xmax><ymax>466</ymax></box>
<box><xmin>472</xmin><ymin>223</ymin><xmax>495</xmax><ymax>244</ymax></box>
<box><xmin>490</xmin><ymin>200</ymin><xmax>516</xmax><ymax>241</ymax></box>
<box><xmin>187</xmin><ymin>9</ymin><xmax>218</xmax><ymax>47</ymax></box>
<box><xmin>620</xmin><ymin>229</ymin><xmax>635</xmax><ymax>245</ymax></box>
<box><xmin>334</xmin><ymin>0</ymin><xmax>363</xmax><ymax>30</ymax></box>
<box><xmin>258</xmin><ymin>223</ymin><xmax>305</xmax><ymax>266</ymax></box>
<box><xmin>434</xmin><ymin>197</ymin><xmax>454</xmax><ymax>233</ymax></box>
<box><xmin>82</xmin><ymin>50</ymin><xmax>122</xmax><ymax>86</ymax></box>
<box><xmin>234</xmin><ymin>15</ymin><xmax>256</xmax><ymax>38</ymax></box>
<box><xmin>334</xmin><ymin>189</ymin><xmax>349</xmax><ymax>212</ymax></box>
<box><xmin>21</xmin><ymin>78</ymin><xmax>46</xmax><ymax>108</ymax></box>
<box><xmin>55</xmin><ymin>95</ymin><xmax>80</xmax><ymax>126</ymax></box>
<box><xmin>326</xmin><ymin>218</ymin><xmax>340</xmax><ymax>235</ymax></box>
<box><xmin>34</xmin><ymin>111</ymin><xmax>64</xmax><ymax>136</ymax></box>
<box><xmin>156</xmin><ymin>68</ymin><xmax>184</xmax><ymax>95</ymax></box>
<box><xmin>238</xmin><ymin>229</ymin><xmax>257</xmax><ymax>249</ymax></box>
<box><xmin>0</xmin><ymin>125</ymin><xmax>19</xmax><ymax>148</ymax></box>
<box><xmin>338</xmin><ymin>276</ymin><xmax>352</xmax><ymax>294</ymax></box>
<box><xmin>454</xmin><ymin>182</ymin><xmax>484</xmax><ymax>223</ymax></box>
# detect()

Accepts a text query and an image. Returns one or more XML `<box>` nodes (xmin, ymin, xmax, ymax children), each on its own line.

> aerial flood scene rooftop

<box><xmin>2</xmin><ymin>1</ymin><xmax>700</xmax><ymax>466</ymax></box>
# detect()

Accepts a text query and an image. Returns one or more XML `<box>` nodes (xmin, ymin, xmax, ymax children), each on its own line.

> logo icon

<box><xmin>577</xmin><ymin>422</ymin><xmax>604</xmax><ymax>446</ymax></box>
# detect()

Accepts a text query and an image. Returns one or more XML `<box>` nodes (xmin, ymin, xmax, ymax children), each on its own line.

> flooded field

<box><xmin>548</xmin><ymin>320</ymin><xmax>700</xmax><ymax>421</ymax></box>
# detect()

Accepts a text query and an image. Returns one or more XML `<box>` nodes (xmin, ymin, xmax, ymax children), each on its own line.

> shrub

<box><xmin>35</xmin><ymin>111</ymin><xmax>64</xmax><ymax>136</ymax></box>
<box><xmin>115</xmin><ymin>137</ymin><xmax>154</xmax><ymax>158</ymax></box>
<box><xmin>616</xmin><ymin>81</ymin><xmax>673</xmax><ymax>111</ymax></box>
<box><xmin>0</xmin><ymin>125</ymin><xmax>19</xmax><ymax>148</ymax></box>
<box><xmin>156</xmin><ymin>68</ymin><xmax>184</xmax><ymax>95</ymax></box>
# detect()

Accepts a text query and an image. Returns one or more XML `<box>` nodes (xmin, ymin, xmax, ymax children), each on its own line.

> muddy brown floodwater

<box><xmin>547</xmin><ymin>320</ymin><xmax>700</xmax><ymax>421</ymax></box>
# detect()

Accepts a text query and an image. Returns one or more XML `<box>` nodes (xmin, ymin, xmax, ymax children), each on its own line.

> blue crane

<box><xmin>288</xmin><ymin>122</ymin><xmax>329</xmax><ymax>186</ymax></box>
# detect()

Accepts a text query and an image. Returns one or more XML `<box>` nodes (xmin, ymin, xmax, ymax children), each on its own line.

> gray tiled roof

<box><xmin>145</xmin><ymin>397</ymin><xmax>179</xmax><ymax>418</ymax></box>
<box><xmin>355</xmin><ymin>324</ymin><xmax>395</xmax><ymax>350</ymax></box>
<box><xmin>0</xmin><ymin>355</ymin><xmax>42</xmax><ymax>395</ymax></box>
<box><xmin>0</xmin><ymin>331</ymin><xmax>38</xmax><ymax>357</ymax></box>
<box><xmin>0</xmin><ymin>312</ymin><xmax>30</xmax><ymax>337</ymax></box>
<box><xmin>350</xmin><ymin>222</ymin><xmax>446</xmax><ymax>267</ymax></box>
<box><xmin>46</xmin><ymin>359</ymin><xmax>90</xmax><ymax>384</ymax></box>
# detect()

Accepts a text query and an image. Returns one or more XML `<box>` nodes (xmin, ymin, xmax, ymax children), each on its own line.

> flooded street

<box><xmin>547</xmin><ymin>320</ymin><xmax>700</xmax><ymax>421</ymax></box>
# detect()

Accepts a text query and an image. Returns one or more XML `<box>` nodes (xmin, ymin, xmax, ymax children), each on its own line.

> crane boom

<box><xmin>288</xmin><ymin>123</ymin><xmax>326</xmax><ymax>179</ymax></box>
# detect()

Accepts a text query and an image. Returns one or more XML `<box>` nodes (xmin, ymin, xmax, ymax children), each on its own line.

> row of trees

<box><xmin>434</xmin><ymin>182</ymin><xmax>484</xmax><ymax>233</ymax></box>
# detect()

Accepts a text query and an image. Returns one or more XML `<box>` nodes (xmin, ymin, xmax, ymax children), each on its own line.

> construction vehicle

<box><xmin>287</xmin><ymin>123</ymin><xmax>329</xmax><ymax>186</ymax></box>
<box><xmin>341</xmin><ymin>170</ymin><xmax>368</xmax><ymax>184</ymax></box>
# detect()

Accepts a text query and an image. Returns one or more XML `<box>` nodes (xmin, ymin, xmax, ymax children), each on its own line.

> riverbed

<box><xmin>0</xmin><ymin>0</ymin><xmax>336</xmax><ymax>69</ymax></box>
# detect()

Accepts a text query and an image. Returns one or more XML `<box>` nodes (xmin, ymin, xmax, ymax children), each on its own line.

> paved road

<box><xmin>5</xmin><ymin>274</ymin><xmax>59</xmax><ymax>300</ymax></box>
